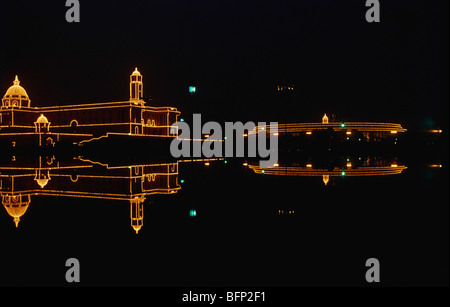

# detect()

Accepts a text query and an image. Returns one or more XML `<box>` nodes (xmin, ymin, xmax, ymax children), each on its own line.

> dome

<box><xmin>36</xmin><ymin>114</ymin><xmax>49</xmax><ymax>124</ymax></box>
<box><xmin>131</xmin><ymin>67</ymin><xmax>141</xmax><ymax>75</ymax></box>
<box><xmin>2</xmin><ymin>75</ymin><xmax>31</xmax><ymax>108</ymax></box>
<box><xmin>5</xmin><ymin>76</ymin><xmax>29</xmax><ymax>97</ymax></box>
<box><xmin>322</xmin><ymin>113</ymin><xmax>329</xmax><ymax>124</ymax></box>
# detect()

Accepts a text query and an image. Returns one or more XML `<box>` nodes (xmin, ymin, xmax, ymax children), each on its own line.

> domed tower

<box><xmin>322</xmin><ymin>113</ymin><xmax>329</xmax><ymax>124</ymax></box>
<box><xmin>130</xmin><ymin>68</ymin><xmax>143</xmax><ymax>104</ymax></box>
<box><xmin>2</xmin><ymin>194</ymin><xmax>31</xmax><ymax>228</ymax></box>
<box><xmin>130</xmin><ymin>196</ymin><xmax>145</xmax><ymax>234</ymax></box>
<box><xmin>2</xmin><ymin>75</ymin><xmax>31</xmax><ymax>108</ymax></box>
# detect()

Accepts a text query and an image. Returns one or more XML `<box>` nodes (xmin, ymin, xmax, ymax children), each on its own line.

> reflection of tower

<box><xmin>130</xmin><ymin>68</ymin><xmax>143</xmax><ymax>104</ymax></box>
<box><xmin>322</xmin><ymin>175</ymin><xmax>329</xmax><ymax>186</ymax></box>
<box><xmin>2</xmin><ymin>194</ymin><xmax>31</xmax><ymax>227</ymax></box>
<box><xmin>130</xmin><ymin>196</ymin><xmax>145</xmax><ymax>234</ymax></box>
<box><xmin>34</xmin><ymin>156</ymin><xmax>51</xmax><ymax>188</ymax></box>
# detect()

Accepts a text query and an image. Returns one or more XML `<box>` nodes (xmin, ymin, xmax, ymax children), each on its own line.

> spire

<box><xmin>14</xmin><ymin>217</ymin><xmax>20</xmax><ymax>228</ymax></box>
<box><xmin>13</xmin><ymin>75</ymin><xmax>20</xmax><ymax>86</ymax></box>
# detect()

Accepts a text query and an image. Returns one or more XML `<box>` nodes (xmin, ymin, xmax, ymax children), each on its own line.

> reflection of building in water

<box><xmin>0</xmin><ymin>157</ymin><xmax>180</xmax><ymax>233</ymax></box>
<box><xmin>247</xmin><ymin>158</ymin><xmax>407</xmax><ymax>185</ymax></box>
<box><xmin>0</xmin><ymin>68</ymin><xmax>180</xmax><ymax>148</ymax></box>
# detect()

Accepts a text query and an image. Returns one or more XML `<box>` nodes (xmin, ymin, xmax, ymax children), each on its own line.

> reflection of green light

<box><xmin>180</xmin><ymin>118</ymin><xmax>184</xmax><ymax>122</ymax></box>
<box><xmin>190</xmin><ymin>209</ymin><xmax>197</xmax><ymax>217</ymax></box>
<box><xmin>180</xmin><ymin>179</ymin><xmax>185</xmax><ymax>183</ymax></box>
<box><xmin>189</xmin><ymin>86</ymin><xmax>196</xmax><ymax>93</ymax></box>
<box><xmin>341</xmin><ymin>171</ymin><xmax>345</xmax><ymax>176</ymax></box>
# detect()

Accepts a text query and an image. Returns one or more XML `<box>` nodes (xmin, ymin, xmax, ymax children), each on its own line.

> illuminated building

<box><xmin>0</xmin><ymin>68</ymin><xmax>180</xmax><ymax>148</ymax></box>
<box><xmin>0</xmin><ymin>156</ymin><xmax>181</xmax><ymax>233</ymax></box>
<box><xmin>250</xmin><ymin>115</ymin><xmax>407</xmax><ymax>141</ymax></box>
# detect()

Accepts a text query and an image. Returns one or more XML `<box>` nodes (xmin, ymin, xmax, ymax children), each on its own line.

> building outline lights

<box><xmin>0</xmin><ymin>69</ymin><xmax>181</xmax><ymax>147</ymax></box>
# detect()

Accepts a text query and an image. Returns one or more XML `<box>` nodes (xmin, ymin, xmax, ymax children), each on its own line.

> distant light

<box><xmin>346</xmin><ymin>137</ymin><xmax>350</xmax><ymax>140</ymax></box>
<box><xmin>347</xmin><ymin>158</ymin><xmax>350</xmax><ymax>162</ymax></box>
<box><xmin>189</xmin><ymin>209</ymin><xmax>197</xmax><ymax>217</ymax></box>
<box><xmin>243</xmin><ymin>163</ymin><xmax>248</xmax><ymax>166</ymax></box>
<box><xmin>346</xmin><ymin>131</ymin><xmax>352</xmax><ymax>135</ymax></box>
<box><xmin>243</xmin><ymin>133</ymin><xmax>248</xmax><ymax>137</ymax></box>
<box><xmin>205</xmin><ymin>162</ymin><xmax>210</xmax><ymax>166</ymax></box>
<box><xmin>224</xmin><ymin>136</ymin><xmax>227</xmax><ymax>140</ymax></box>
<box><xmin>306</xmin><ymin>131</ymin><xmax>312</xmax><ymax>135</ymax></box>
<box><xmin>128</xmin><ymin>132</ymin><xmax>131</xmax><ymax>136</ymax></box>
<box><xmin>358</xmin><ymin>157</ymin><xmax>362</xmax><ymax>160</ymax></box>
<box><xmin>391</xmin><ymin>164</ymin><xmax>398</xmax><ymax>168</ymax></box>
<box><xmin>205</xmin><ymin>134</ymin><xmax>210</xmax><ymax>138</ymax></box>
<box><xmin>341</xmin><ymin>123</ymin><xmax>345</xmax><ymax>128</ymax></box>
<box><xmin>180</xmin><ymin>179</ymin><xmax>185</xmax><ymax>183</ymax></box>
<box><xmin>346</xmin><ymin>163</ymin><xmax>352</xmax><ymax>167</ymax></box>
<box><xmin>180</xmin><ymin>118</ymin><xmax>185</xmax><ymax>122</ymax></box>
<box><xmin>306</xmin><ymin>164</ymin><xmax>312</xmax><ymax>168</ymax></box>
<box><xmin>224</xmin><ymin>160</ymin><xmax>228</xmax><ymax>164</ymax></box>
<box><xmin>273</xmin><ymin>133</ymin><xmax>279</xmax><ymax>136</ymax></box>
<box><xmin>358</xmin><ymin>138</ymin><xmax>361</xmax><ymax>141</ymax></box>
<box><xmin>391</xmin><ymin>131</ymin><xmax>398</xmax><ymax>134</ymax></box>
<box><xmin>261</xmin><ymin>170</ymin><xmax>265</xmax><ymax>174</ymax></box>
<box><xmin>189</xmin><ymin>86</ymin><xmax>196</xmax><ymax>93</ymax></box>
<box><xmin>273</xmin><ymin>163</ymin><xmax>279</xmax><ymax>167</ymax></box>
<box><xmin>341</xmin><ymin>171</ymin><xmax>345</xmax><ymax>176</ymax></box>
<box><xmin>261</xmin><ymin>127</ymin><xmax>265</xmax><ymax>130</ymax></box>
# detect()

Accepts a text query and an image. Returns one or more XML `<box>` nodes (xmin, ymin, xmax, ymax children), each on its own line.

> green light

<box><xmin>358</xmin><ymin>138</ymin><xmax>361</xmax><ymax>141</ymax></box>
<box><xmin>224</xmin><ymin>136</ymin><xmax>227</xmax><ymax>140</ymax></box>
<box><xmin>224</xmin><ymin>160</ymin><xmax>228</xmax><ymax>164</ymax></box>
<box><xmin>347</xmin><ymin>158</ymin><xmax>350</xmax><ymax>162</ymax></box>
<box><xmin>262</xmin><ymin>169</ymin><xmax>265</xmax><ymax>174</ymax></box>
<box><xmin>341</xmin><ymin>171</ymin><xmax>345</xmax><ymax>176</ymax></box>
<box><xmin>346</xmin><ymin>137</ymin><xmax>350</xmax><ymax>140</ymax></box>
<box><xmin>189</xmin><ymin>209</ymin><xmax>197</xmax><ymax>217</ymax></box>
<box><xmin>180</xmin><ymin>118</ymin><xmax>184</xmax><ymax>122</ymax></box>
<box><xmin>180</xmin><ymin>179</ymin><xmax>185</xmax><ymax>183</ymax></box>
<box><xmin>189</xmin><ymin>86</ymin><xmax>196</xmax><ymax>93</ymax></box>
<box><xmin>341</xmin><ymin>123</ymin><xmax>345</xmax><ymax>128</ymax></box>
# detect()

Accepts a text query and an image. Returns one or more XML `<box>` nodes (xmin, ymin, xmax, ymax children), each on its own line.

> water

<box><xmin>1</xmin><ymin>148</ymin><xmax>447</xmax><ymax>287</ymax></box>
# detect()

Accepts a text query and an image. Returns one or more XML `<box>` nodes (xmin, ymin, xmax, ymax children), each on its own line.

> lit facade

<box><xmin>0</xmin><ymin>68</ymin><xmax>180</xmax><ymax>148</ymax></box>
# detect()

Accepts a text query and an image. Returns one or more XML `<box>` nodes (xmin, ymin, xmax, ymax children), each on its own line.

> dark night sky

<box><xmin>0</xmin><ymin>0</ymin><xmax>448</xmax><ymax>129</ymax></box>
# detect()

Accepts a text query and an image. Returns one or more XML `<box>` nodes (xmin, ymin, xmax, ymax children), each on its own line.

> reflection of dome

<box><xmin>2</xmin><ymin>195</ymin><xmax>31</xmax><ymax>228</ymax></box>
<box><xmin>36</xmin><ymin>178</ymin><xmax>49</xmax><ymax>188</ymax></box>
<box><xmin>2</xmin><ymin>75</ymin><xmax>31</xmax><ymax>108</ymax></box>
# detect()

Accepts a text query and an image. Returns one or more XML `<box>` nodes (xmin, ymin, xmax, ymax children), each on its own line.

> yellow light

<box><xmin>306</xmin><ymin>164</ymin><xmax>312</xmax><ymax>168</ymax></box>
<box><xmin>243</xmin><ymin>163</ymin><xmax>248</xmax><ymax>166</ymax></box>
<box><xmin>273</xmin><ymin>163</ymin><xmax>279</xmax><ymax>167</ymax></box>
<box><xmin>391</xmin><ymin>164</ymin><xmax>398</xmax><ymax>167</ymax></box>
<box><xmin>391</xmin><ymin>131</ymin><xmax>398</xmax><ymax>134</ymax></box>
<box><xmin>273</xmin><ymin>133</ymin><xmax>279</xmax><ymax>136</ymax></box>
<box><xmin>205</xmin><ymin>162</ymin><xmax>210</xmax><ymax>166</ymax></box>
<box><xmin>346</xmin><ymin>131</ymin><xmax>352</xmax><ymax>135</ymax></box>
<box><xmin>346</xmin><ymin>163</ymin><xmax>352</xmax><ymax>167</ymax></box>
<box><xmin>204</xmin><ymin>134</ymin><xmax>210</xmax><ymax>138</ymax></box>
<box><xmin>306</xmin><ymin>132</ymin><xmax>312</xmax><ymax>135</ymax></box>
<box><xmin>243</xmin><ymin>133</ymin><xmax>248</xmax><ymax>137</ymax></box>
